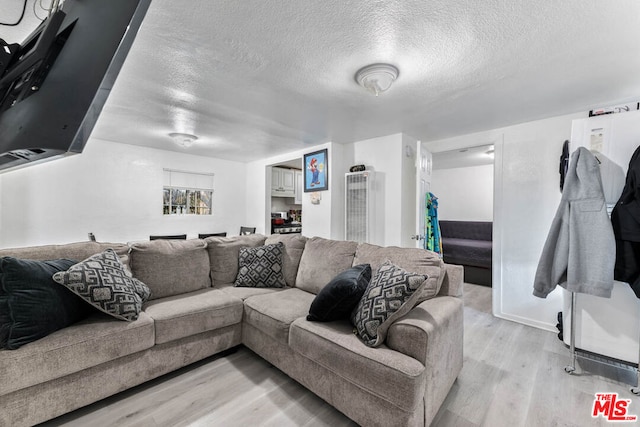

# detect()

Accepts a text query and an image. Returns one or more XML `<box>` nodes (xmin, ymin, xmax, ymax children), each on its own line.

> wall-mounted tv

<box><xmin>0</xmin><ymin>0</ymin><xmax>151</xmax><ymax>173</ymax></box>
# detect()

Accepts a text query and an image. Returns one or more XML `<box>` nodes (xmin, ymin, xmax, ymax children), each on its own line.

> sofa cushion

<box><xmin>0</xmin><ymin>311</ymin><xmax>154</xmax><ymax>396</ymax></box>
<box><xmin>234</xmin><ymin>242</ymin><xmax>286</xmax><ymax>288</ymax></box>
<box><xmin>243</xmin><ymin>288</ymin><xmax>314</xmax><ymax>343</ymax></box>
<box><xmin>351</xmin><ymin>261</ymin><xmax>427</xmax><ymax>347</ymax></box>
<box><xmin>353</xmin><ymin>242</ymin><xmax>445</xmax><ymax>302</ymax></box>
<box><xmin>0</xmin><ymin>241</ymin><xmax>130</xmax><ymax>263</ymax></box>
<box><xmin>289</xmin><ymin>318</ymin><xmax>426</xmax><ymax>411</ymax></box>
<box><xmin>129</xmin><ymin>239</ymin><xmax>210</xmax><ymax>300</ymax></box>
<box><xmin>295</xmin><ymin>237</ymin><xmax>358</xmax><ymax>294</ymax></box>
<box><xmin>307</xmin><ymin>264</ymin><xmax>371</xmax><ymax>322</ymax></box>
<box><xmin>205</xmin><ymin>234</ymin><xmax>267</xmax><ymax>286</ymax></box>
<box><xmin>441</xmin><ymin>237</ymin><xmax>492</xmax><ymax>268</ymax></box>
<box><xmin>1</xmin><ymin>257</ymin><xmax>94</xmax><ymax>350</ymax></box>
<box><xmin>265</xmin><ymin>234</ymin><xmax>307</xmax><ymax>287</ymax></box>
<box><xmin>143</xmin><ymin>288</ymin><xmax>243</xmax><ymax>344</ymax></box>
<box><xmin>437</xmin><ymin>264</ymin><xmax>463</xmax><ymax>297</ymax></box>
<box><xmin>53</xmin><ymin>249</ymin><xmax>151</xmax><ymax>322</ymax></box>
<box><xmin>214</xmin><ymin>282</ymin><xmax>285</xmax><ymax>300</ymax></box>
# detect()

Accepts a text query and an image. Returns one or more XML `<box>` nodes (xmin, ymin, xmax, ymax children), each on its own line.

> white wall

<box><xmin>425</xmin><ymin>112</ymin><xmax>584</xmax><ymax>332</ymax></box>
<box><xmin>249</xmin><ymin>134</ymin><xmax>417</xmax><ymax>246</ymax></box>
<box><xmin>352</xmin><ymin>134</ymin><xmax>408</xmax><ymax>246</ymax></box>
<box><xmin>431</xmin><ymin>164</ymin><xmax>494</xmax><ymax>221</ymax></box>
<box><xmin>0</xmin><ymin>138</ymin><xmax>247</xmax><ymax>248</ymax></box>
<box><xmin>245</xmin><ymin>142</ymin><xmax>352</xmax><ymax>240</ymax></box>
<box><xmin>329</xmin><ymin>143</ymin><xmax>351</xmax><ymax>240</ymax></box>
<box><xmin>348</xmin><ymin>133</ymin><xmax>418</xmax><ymax>247</ymax></box>
<box><xmin>247</xmin><ymin>134</ymin><xmax>417</xmax><ymax>247</ymax></box>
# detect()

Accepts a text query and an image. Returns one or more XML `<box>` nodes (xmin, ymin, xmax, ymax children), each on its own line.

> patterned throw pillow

<box><xmin>53</xmin><ymin>249</ymin><xmax>151</xmax><ymax>321</ymax></box>
<box><xmin>351</xmin><ymin>260</ymin><xmax>427</xmax><ymax>347</ymax></box>
<box><xmin>234</xmin><ymin>242</ymin><xmax>286</xmax><ymax>288</ymax></box>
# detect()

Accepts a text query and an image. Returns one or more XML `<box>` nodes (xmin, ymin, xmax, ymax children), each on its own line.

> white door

<box><xmin>414</xmin><ymin>140</ymin><xmax>432</xmax><ymax>248</ymax></box>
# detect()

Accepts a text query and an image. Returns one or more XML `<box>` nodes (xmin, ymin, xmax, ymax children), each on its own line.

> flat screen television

<box><xmin>0</xmin><ymin>0</ymin><xmax>151</xmax><ymax>173</ymax></box>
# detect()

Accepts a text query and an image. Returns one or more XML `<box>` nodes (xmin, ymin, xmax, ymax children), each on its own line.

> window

<box><xmin>163</xmin><ymin>169</ymin><xmax>214</xmax><ymax>215</ymax></box>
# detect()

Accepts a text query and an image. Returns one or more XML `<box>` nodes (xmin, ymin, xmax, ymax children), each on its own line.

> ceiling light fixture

<box><xmin>169</xmin><ymin>132</ymin><xmax>198</xmax><ymax>148</ymax></box>
<box><xmin>355</xmin><ymin>63</ymin><xmax>399</xmax><ymax>96</ymax></box>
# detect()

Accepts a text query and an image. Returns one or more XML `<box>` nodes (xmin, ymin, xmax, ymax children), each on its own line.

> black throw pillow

<box><xmin>0</xmin><ymin>257</ymin><xmax>95</xmax><ymax>350</ymax></box>
<box><xmin>307</xmin><ymin>264</ymin><xmax>372</xmax><ymax>322</ymax></box>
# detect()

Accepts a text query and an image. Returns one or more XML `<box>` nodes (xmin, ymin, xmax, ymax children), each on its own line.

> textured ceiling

<box><xmin>2</xmin><ymin>0</ymin><xmax>640</xmax><ymax>162</ymax></box>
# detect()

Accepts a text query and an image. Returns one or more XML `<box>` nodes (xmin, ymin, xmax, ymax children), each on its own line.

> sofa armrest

<box><xmin>386</xmin><ymin>296</ymin><xmax>463</xmax><ymax>367</ymax></box>
<box><xmin>386</xmin><ymin>295</ymin><xmax>464</xmax><ymax>422</ymax></box>
<box><xmin>438</xmin><ymin>264</ymin><xmax>464</xmax><ymax>297</ymax></box>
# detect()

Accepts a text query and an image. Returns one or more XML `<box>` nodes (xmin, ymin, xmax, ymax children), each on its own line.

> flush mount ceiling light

<box><xmin>355</xmin><ymin>63</ymin><xmax>399</xmax><ymax>96</ymax></box>
<box><xmin>169</xmin><ymin>132</ymin><xmax>198</xmax><ymax>148</ymax></box>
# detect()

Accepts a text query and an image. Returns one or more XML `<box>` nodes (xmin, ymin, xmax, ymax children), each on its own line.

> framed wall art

<box><xmin>303</xmin><ymin>149</ymin><xmax>328</xmax><ymax>192</ymax></box>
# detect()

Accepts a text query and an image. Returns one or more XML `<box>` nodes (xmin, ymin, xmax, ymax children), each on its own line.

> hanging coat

<box><xmin>611</xmin><ymin>144</ymin><xmax>640</xmax><ymax>298</ymax></box>
<box><xmin>533</xmin><ymin>147</ymin><xmax>615</xmax><ymax>299</ymax></box>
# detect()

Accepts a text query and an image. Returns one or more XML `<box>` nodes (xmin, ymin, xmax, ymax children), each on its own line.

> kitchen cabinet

<box><xmin>282</xmin><ymin>168</ymin><xmax>295</xmax><ymax>190</ymax></box>
<box><xmin>272</xmin><ymin>167</ymin><xmax>295</xmax><ymax>197</ymax></box>
<box><xmin>294</xmin><ymin>170</ymin><xmax>303</xmax><ymax>204</ymax></box>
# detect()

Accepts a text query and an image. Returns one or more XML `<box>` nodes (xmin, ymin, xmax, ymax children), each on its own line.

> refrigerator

<box><xmin>564</xmin><ymin>109</ymin><xmax>640</xmax><ymax>364</ymax></box>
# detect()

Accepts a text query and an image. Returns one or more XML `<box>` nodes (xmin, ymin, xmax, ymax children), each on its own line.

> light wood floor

<box><xmin>41</xmin><ymin>283</ymin><xmax>638</xmax><ymax>427</ymax></box>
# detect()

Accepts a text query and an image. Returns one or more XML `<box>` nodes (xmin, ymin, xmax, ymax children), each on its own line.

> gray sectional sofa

<box><xmin>0</xmin><ymin>234</ymin><xmax>464</xmax><ymax>427</ymax></box>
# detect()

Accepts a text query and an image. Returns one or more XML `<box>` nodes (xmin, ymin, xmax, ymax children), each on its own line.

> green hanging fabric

<box><xmin>425</xmin><ymin>193</ymin><xmax>432</xmax><ymax>251</ymax></box>
<box><xmin>425</xmin><ymin>192</ymin><xmax>442</xmax><ymax>255</ymax></box>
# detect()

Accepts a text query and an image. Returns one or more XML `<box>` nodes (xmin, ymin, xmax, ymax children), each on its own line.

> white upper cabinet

<box><xmin>272</xmin><ymin>167</ymin><xmax>295</xmax><ymax>197</ymax></box>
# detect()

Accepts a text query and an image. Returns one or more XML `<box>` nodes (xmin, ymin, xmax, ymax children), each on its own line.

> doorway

<box><xmin>430</xmin><ymin>143</ymin><xmax>495</xmax><ymax>291</ymax></box>
<box><xmin>267</xmin><ymin>158</ymin><xmax>303</xmax><ymax>236</ymax></box>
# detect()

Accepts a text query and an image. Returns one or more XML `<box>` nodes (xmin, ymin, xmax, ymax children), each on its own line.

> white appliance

<box><xmin>565</xmin><ymin>109</ymin><xmax>640</xmax><ymax>364</ymax></box>
<box><xmin>345</xmin><ymin>171</ymin><xmax>376</xmax><ymax>243</ymax></box>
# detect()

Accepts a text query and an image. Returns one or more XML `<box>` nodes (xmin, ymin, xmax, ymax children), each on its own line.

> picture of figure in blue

<box><xmin>309</xmin><ymin>157</ymin><xmax>320</xmax><ymax>186</ymax></box>
<box><xmin>304</xmin><ymin>149</ymin><xmax>327</xmax><ymax>192</ymax></box>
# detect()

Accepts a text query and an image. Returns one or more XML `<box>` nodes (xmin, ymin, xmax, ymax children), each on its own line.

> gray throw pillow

<box><xmin>234</xmin><ymin>242</ymin><xmax>286</xmax><ymax>288</ymax></box>
<box><xmin>53</xmin><ymin>249</ymin><xmax>151</xmax><ymax>321</ymax></box>
<box><xmin>351</xmin><ymin>260</ymin><xmax>427</xmax><ymax>347</ymax></box>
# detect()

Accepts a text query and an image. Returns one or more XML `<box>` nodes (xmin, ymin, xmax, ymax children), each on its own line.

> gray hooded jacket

<box><xmin>533</xmin><ymin>147</ymin><xmax>615</xmax><ymax>298</ymax></box>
